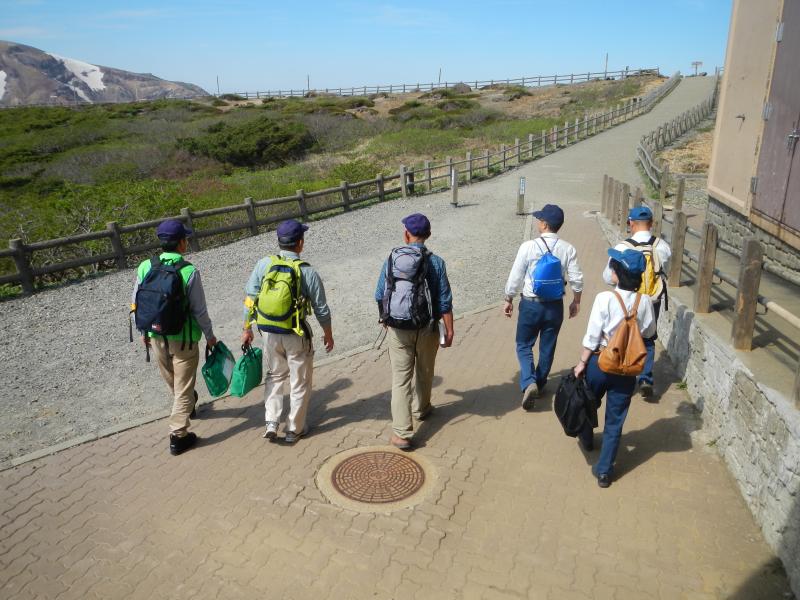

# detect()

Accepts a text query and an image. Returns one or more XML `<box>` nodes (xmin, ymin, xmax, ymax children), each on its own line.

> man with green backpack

<box><xmin>241</xmin><ymin>220</ymin><xmax>334</xmax><ymax>444</ymax></box>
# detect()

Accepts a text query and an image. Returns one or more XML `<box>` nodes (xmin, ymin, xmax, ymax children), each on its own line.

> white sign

<box><xmin>451</xmin><ymin>168</ymin><xmax>457</xmax><ymax>187</ymax></box>
<box><xmin>519</xmin><ymin>177</ymin><xmax>526</xmax><ymax>195</ymax></box>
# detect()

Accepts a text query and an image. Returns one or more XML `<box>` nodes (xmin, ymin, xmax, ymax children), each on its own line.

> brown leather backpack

<box><xmin>598</xmin><ymin>291</ymin><xmax>647</xmax><ymax>376</ymax></box>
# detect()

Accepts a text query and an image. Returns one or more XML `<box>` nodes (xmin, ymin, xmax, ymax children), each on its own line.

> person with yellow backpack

<box><xmin>602</xmin><ymin>206</ymin><xmax>671</xmax><ymax>398</ymax></box>
<box><xmin>240</xmin><ymin>220</ymin><xmax>334</xmax><ymax>444</ymax></box>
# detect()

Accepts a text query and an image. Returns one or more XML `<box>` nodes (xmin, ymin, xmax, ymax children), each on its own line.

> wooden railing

<box><xmin>1</xmin><ymin>73</ymin><xmax>681</xmax><ymax>295</ymax></box>
<box><xmin>600</xmin><ymin>174</ymin><xmax>800</xmax><ymax>407</ymax></box>
<box><xmin>229</xmin><ymin>67</ymin><xmax>660</xmax><ymax>100</ymax></box>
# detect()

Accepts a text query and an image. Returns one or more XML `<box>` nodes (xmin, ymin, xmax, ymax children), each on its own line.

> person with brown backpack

<box><xmin>573</xmin><ymin>248</ymin><xmax>655</xmax><ymax>488</ymax></box>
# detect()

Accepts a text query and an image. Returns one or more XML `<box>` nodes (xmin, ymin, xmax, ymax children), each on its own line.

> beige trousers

<box><xmin>263</xmin><ymin>332</ymin><xmax>314</xmax><ymax>433</ymax></box>
<box><xmin>387</xmin><ymin>326</ymin><xmax>440</xmax><ymax>439</ymax></box>
<box><xmin>151</xmin><ymin>338</ymin><xmax>199</xmax><ymax>438</ymax></box>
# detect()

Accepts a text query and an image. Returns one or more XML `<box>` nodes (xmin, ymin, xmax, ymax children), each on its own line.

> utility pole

<box><xmin>307</xmin><ymin>74</ymin><xmax>310</xmax><ymax>92</ymax></box>
<box><xmin>604</xmin><ymin>53</ymin><xmax>608</xmax><ymax>79</ymax></box>
<box><xmin>216</xmin><ymin>75</ymin><xmax>220</xmax><ymax>96</ymax></box>
<box><xmin>692</xmin><ymin>61</ymin><xmax>703</xmax><ymax>76</ymax></box>
<box><xmin>438</xmin><ymin>67</ymin><xmax>442</xmax><ymax>85</ymax></box>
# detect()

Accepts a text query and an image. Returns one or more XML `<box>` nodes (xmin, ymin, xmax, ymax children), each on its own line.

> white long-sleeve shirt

<box><xmin>582</xmin><ymin>288</ymin><xmax>656</xmax><ymax>350</ymax></box>
<box><xmin>602</xmin><ymin>230</ymin><xmax>672</xmax><ymax>287</ymax></box>
<box><xmin>504</xmin><ymin>233</ymin><xmax>583</xmax><ymax>299</ymax></box>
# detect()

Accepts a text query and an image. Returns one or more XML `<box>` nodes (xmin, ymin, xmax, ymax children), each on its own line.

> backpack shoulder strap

<box><xmin>539</xmin><ymin>237</ymin><xmax>552</xmax><ymax>254</ymax></box>
<box><xmin>611</xmin><ymin>290</ymin><xmax>631</xmax><ymax>318</ymax></box>
<box><xmin>631</xmin><ymin>293</ymin><xmax>642</xmax><ymax>317</ymax></box>
<box><xmin>150</xmin><ymin>254</ymin><xmax>162</xmax><ymax>268</ymax></box>
<box><xmin>622</xmin><ymin>238</ymin><xmax>636</xmax><ymax>248</ymax></box>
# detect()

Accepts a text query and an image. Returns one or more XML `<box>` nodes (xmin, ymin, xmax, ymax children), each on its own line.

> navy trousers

<box><xmin>579</xmin><ymin>354</ymin><xmax>636</xmax><ymax>477</ymax></box>
<box><xmin>515</xmin><ymin>297</ymin><xmax>564</xmax><ymax>392</ymax></box>
<box><xmin>640</xmin><ymin>300</ymin><xmax>661</xmax><ymax>386</ymax></box>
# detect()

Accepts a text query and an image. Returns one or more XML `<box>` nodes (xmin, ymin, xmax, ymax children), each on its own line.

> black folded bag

<box><xmin>554</xmin><ymin>373</ymin><xmax>599</xmax><ymax>437</ymax></box>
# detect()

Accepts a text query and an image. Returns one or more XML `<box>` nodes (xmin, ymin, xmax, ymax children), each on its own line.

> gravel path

<box><xmin>0</xmin><ymin>76</ymin><xmax>716</xmax><ymax>463</ymax></box>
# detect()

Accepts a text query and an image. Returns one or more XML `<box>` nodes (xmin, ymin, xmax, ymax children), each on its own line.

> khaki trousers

<box><xmin>387</xmin><ymin>326</ymin><xmax>440</xmax><ymax>439</ymax></box>
<box><xmin>151</xmin><ymin>338</ymin><xmax>199</xmax><ymax>438</ymax></box>
<box><xmin>263</xmin><ymin>332</ymin><xmax>314</xmax><ymax>433</ymax></box>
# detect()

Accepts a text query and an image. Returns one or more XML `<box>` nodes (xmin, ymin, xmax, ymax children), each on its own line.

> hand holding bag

<box><xmin>229</xmin><ymin>344</ymin><xmax>263</xmax><ymax>398</ymax></box>
<box><xmin>201</xmin><ymin>340</ymin><xmax>236</xmax><ymax>397</ymax></box>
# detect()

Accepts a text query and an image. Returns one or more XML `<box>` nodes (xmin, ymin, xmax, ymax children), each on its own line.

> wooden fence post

<box><xmin>9</xmin><ymin>239</ymin><xmax>34</xmax><ymax>294</ymax></box>
<box><xmin>180</xmin><ymin>208</ymin><xmax>200</xmax><ymax>252</ymax></box>
<box><xmin>466</xmin><ymin>151</ymin><xmax>473</xmax><ymax>182</ymax></box>
<box><xmin>732</xmin><ymin>239</ymin><xmax>764</xmax><ymax>350</ymax></box>
<box><xmin>659</xmin><ymin>163</ymin><xmax>670</xmax><ymax>204</ymax></box>
<box><xmin>244</xmin><ymin>197</ymin><xmax>259</xmax><ymax>234</ymax></box>
<box><xmin>633</xmin><ymin>187</ymin><xmax>643</xmax><ymax>208</ymax></box>
<box><xmin>424</xmin><ymin>160</ymin><xmax>432</xmax><ymax>191</ymax></box>
<box><xmin>574</xmin><ymin>118</ymin><xmax>579</xmax><ymax>141</ymax></box>
<box><xmin>376</xmin><ymin>174</ymin><xmax>385</xmax><ymax>202</ymax></box>
<box><xmin>564</xmin><ymin>121</ymin><xmax>569</xmax><ymax>145</ymax></box>
<box><xmin>514</xmin><ymin>138</ymin><xmax>521</xmax><ymax>164</ymax></box>
<box><xmin>652</xmin><ymin>201</ymin><xmax>664</xmax><ymax>238</ymax></box>
<box><xmin>610</xmin><ymin>180</ymin><xmax>620</xmax><ymax>224</ymax></box>
<box><xmin>484</xmin><ymin>149</ymin><xmax>490</xmax><ymax>173</ymax></box>
<box><xmin>675</xmin><ymin>177</ymin><xmax>685</xmax><ymax>213</ymax></box>
<box><xmin>296</xmin><ymin>190</ymin><xmax>309</xmax><ymax>219</ymax></box>
<box><xmin>340</xmin><ymin>181</ymin><xmax>351</xmax><ymax>211</ymax></box>
<box><xmin>619</xmin><ymin>183</ymin><xmax>631</xmax><ymax>234</ymax></box>
<box><xmin>601</xmin><ymin>174</ymin><xmax>609</xmax><ymax>215</ymax></box>
<box><xmin>694</xmin><ymin>223</ymin><xmax>718</xmax><ymax>313</ymax></box>
<box><xmin>501</xmin><ymin>145</ymin><xmax>507</xmax><ymax>169</ymax></box>
<box><xmin>541</xmin><ymin>130</ymin><xmax>547</xmax><ymax>154</ymax></box>
<box><xmin>106</xmin><ymin>221</ymin><xmax>126</xmax><ymax>269</ymax></box>
<box><xmin>668</xmin><ymin>211</ymin><xmax>687</xmax><ymax>286</ymax></box>
<box><xmin>604</xmin><ymin>177</ymin><xmax>615</xmax><ymax>219</ymax></box>
<box><xmin>528</xmin><ymin>133</ymin><xmax>534</xmax><ymax>158</ymax></box>
<box><xmin>399</xmin><ymin>165</ymin><xmax>408</xmax><ymax>198</ymax></box>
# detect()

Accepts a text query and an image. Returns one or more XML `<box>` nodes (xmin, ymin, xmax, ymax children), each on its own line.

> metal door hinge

<box><xmin>763</xmin><ymin>102</ymin><xmax>773</xmax><ymax>120</ymax></box>
<box><xmin>776</xmin><ymin>22</ymin><xmax>784</xmax><ymax>42</ymax></box>
<box><xmin>750</xmin><ymin>176</ymin><xmax>758</xmax><ymax>194</ymax></box>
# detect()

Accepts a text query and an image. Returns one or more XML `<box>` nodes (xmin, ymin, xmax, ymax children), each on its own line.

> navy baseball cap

<box><xmin>532</xmin><ymin>204</ymin><xmax>565</xmax><ymax>229</ymax></box>
<box><xmin>276</xmin><ymin>219</ymin><xmax>309</xmax><ymax>243</ymax></box>
<box><xmin>402</xmin><ymin>213</ymin><xmax>431</xmax><ymax>236</ymax></box>
<box><xmin>608</xmin><ymin>248</ymin><xmax>646</xmax><ymax>275</ymax></box>
<box><xmin>156</xmin><ymin>219</ymin><xmax>192</xmax><ymax>241</ymax></box>
<box><xmin>628</xmin><ymin>205</ymin><xmax>653</xmax><ymax>221</ymax></box>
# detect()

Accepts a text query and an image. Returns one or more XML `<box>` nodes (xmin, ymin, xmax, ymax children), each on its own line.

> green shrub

<box><xmin>220</xmin><ymin>93</ymin><xmax>246</xmax><ymax>101</ymax></box>
<box><xmin>211</xmin><ymin>99</ymin><xmax>227</xmax><ymax>107</ymax></box>
<box><xmin>177</xmin><ymin>116</ymin><xmax>313</xmax><ymax>167</ymax></box>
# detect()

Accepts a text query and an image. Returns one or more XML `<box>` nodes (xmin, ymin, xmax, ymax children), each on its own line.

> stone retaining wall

<box><xmin>597</xmin><ymin>214</ymin><xmax>800</xmax><ymax>596</ymax></box>
<box><xmin>707</xmin><ymin>197</ymin><xmax>800</xmax><ymax>286</ymax></box>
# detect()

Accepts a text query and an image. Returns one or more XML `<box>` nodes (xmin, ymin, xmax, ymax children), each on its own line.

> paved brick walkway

<box><xmin>0</xmin><ymin>77</ymin><xmax>793</xmax><ymax>599</ymax></box>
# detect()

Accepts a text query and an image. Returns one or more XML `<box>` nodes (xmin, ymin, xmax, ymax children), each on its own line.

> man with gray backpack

<box><xmin>375</xmin><ymin>213</ymin><xmax>454</xmax><ymax>450</ymax></box>
<box><xmin>503</xmin><ymin>204</ymin><xmax>584</xmax><ymax>410</ymax></box>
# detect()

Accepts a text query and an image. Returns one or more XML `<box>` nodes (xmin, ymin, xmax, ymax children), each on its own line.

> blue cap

<box><xmin>402</xmin><ymin>213</ymin><xmax>431</xmax><ymax>236</ymax></box>
<box><xmin>608</xmin><ymin>248</ymin><xmax>646</xmax><ymax>275</ymax></box>
<box><xmin>532</xmin><ymin>204</ymin><xmax>565</xmax><ymax>229</ymax></box>
<box><xmin>628</xmin><ymin>205</ymin><xmax>653</xmax><ymax>221</ymax></box>
<box><xmin>156</xmin><ymin>219</ymin><xmax>192</xmax><ymax>241</ymax></box>
<box><xmin>276</xmin><ymin>219</ymin><xmax>309</xmax><ymax>243</ymax></box>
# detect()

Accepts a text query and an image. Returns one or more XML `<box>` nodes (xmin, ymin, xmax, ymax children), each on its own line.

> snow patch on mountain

<box><xmin>49</xmin><ymin>53</ymin><xmax>105</xmax><ymax>91</ymax></box>
<box><xmin>0</xmin><ymin>71</ymin><xmax>6</xmax><ymax>100</ymax></box>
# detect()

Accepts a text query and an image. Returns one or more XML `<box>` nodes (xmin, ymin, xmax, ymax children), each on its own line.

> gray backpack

<box><xmin>380</xmin><ymin>246</ymin><xmax>433</xmax><ymax>330</ymax></box>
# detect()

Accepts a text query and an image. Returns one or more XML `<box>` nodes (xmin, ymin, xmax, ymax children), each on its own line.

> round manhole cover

<box><xmin>316</xmin><ymin>447</ymin><xmax>435</xmax><ymax>512</ymax></box>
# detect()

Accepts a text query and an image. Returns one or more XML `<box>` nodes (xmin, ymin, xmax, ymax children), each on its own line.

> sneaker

<box><xmin>190</xmin><ymin>390</ymin><xmax>199</xmax><ymax>420</ymax></box>
<box><xmin>284</xmin><ymin>427</ymin><xmax>308</xmax><ymax>444</ymax></box>
<box><xmin>521</xmin><ymin>383</ymin><xmax>539</xmax><ymax>411</ymax></box>
<box><xmin>262</xmin><ymin>421</ymin><xmax>279</xmax><ymax>441</ymax></box>
<box><xmin>639</xmin><ymin>382</ymin><xmax>653</xmax><ymax>399</ymax></box>
<box><xmin>169</xmin><ymin>432</ymin><xmax>197</xmax><ymax>456</ymax></box>
<box><xmin>597</xmin><ymin>474</ymin><xmax>611</xmax><ymax>488</ymax></box>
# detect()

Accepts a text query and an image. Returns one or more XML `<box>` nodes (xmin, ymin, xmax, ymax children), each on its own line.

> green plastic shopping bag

<box><xmin>201</xmin><ymin>340</ymin><xmax>236</xmax><ymax>397</ymax></box>
<box><xmin>229</xmin><ymin>344</ymin><xmax>263</xmax><ymax>398</ymax></box>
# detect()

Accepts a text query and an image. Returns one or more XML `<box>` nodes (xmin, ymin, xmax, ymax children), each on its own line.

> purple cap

<box><xmin>156</xmin><ymin>219</ymin><xmax>192</xmax><ymax>241</ymax></box>
<box><xmin>608</xmin><ymin>248</ymin><xmax>646</xmax><ymax>275</ymax></box>
<box><xmin>532</xmin><ymin>204</ymin><xmax>565</xmax><ymax>229</ymax></box>
<box><xmin>276</xmin><ymin>219</ymin><xmax>309</xmax><ymax>243</ymax></box>
<box><xmin>401</xmin><ymin>213</ymin><xmax>431</xmax><ymax>236</ymax></box>
<box><xmin>628</xmin><ymin>205</ymin><xmax>653</xmax><ymax>221</ymax></box>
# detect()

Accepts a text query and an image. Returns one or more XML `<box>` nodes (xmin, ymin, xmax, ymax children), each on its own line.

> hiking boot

<box><xmin>169</xmin><ymin>432</ymin><xmax>197</xmax><ymax>456</ymax></box>
<box><xmin>521</xmin><ymin>383</ymin><xmax>539</xmax><ymax>411</ymax></box>
<box><xmin>390</xmin><ymin>435</ymin><xmax>413</xmax><ymax>451</ymax></box>
<box><xmin>262</xmin><ymin>421</ymin><xmax>279</xmax><ymax>441</ymax></box>
<box><xmin>639</xmin><ymin>382</ymin><xmax>653</xmax><ymax>399</ymax></box>
<box><xmin>190</xmin><ymin>390</ymin><xmax>199</xmax><ymax>419</ymax></box>
<box><xmin>284</xmin><ymin>427</ymin><xmax>308</xmax><ymax>444</ymax></box>
<box><xmin>597</xmin><ymin>473</ymin><xmax>611</xmax><ymax>488</ymax></box>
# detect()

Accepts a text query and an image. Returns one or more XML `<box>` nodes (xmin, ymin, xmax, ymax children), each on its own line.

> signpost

<box><xmin>450</xmin><ymin>167</ymin><xmax>458</xmax><ymax>206</ymax></box>
<box><xmin>517</xmin><ymin>177</ymin><xmax>526</xmax><ymax>215</ymax></box>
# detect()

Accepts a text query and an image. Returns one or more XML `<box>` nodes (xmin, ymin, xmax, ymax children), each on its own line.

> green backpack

<box><xmin>254</xmin><ymin>256</ymin><xmax>309</xmax><ymax>336</ymax></box>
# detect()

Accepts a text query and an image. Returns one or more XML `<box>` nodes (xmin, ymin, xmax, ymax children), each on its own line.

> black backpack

<box><xmin>380</xmin><ymin>246</ymin><xmax>433</xmax><ymax>330</ymax></box>
<box><xmin>134</xmin><ymin>255</ymin><xmax>191</xmax><ymax>341</ymax></box>
<box><xmin>554</xmin><ymin>373</ymin><xmax>599</xmax><ymax>437</ymax></box>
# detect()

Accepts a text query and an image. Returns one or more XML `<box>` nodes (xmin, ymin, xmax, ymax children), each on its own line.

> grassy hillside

<box><xmin>0</xmin><ymin>75</ymin><xmax>660</xmax><ymax>288</ymax></box>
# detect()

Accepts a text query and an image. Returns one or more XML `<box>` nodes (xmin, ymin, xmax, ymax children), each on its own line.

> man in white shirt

<box><xmin>602</xmin><ymin>205</ymin><xmax>671</xmax><ymax>398</ymax></box>
<box><xmin>504</xmin><ymin>204</ymin><xmax>584</xmax><ymax>410</ymax></box>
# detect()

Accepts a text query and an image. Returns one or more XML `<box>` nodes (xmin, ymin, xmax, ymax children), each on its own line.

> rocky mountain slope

<box><xmin>0</xmin><ymin>40</ymin><xmax>208</xmax><ymax>106</ymax></box>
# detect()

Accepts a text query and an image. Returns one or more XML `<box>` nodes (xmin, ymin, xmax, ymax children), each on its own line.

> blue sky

<box><xmin>1</xmin><ymin>0</ymin><xmax>732</xmax><ymax>94</ymax></box>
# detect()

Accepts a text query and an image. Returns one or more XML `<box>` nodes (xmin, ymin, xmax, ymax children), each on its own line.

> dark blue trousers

<box><xmin>579</xmin><ymin>354</ymin><xmax>636</xmax><ymax>477</ymax></box>
<box><xmin>515</xmin><ymin>297</ymin><xmax>564</xmax><ymax>392</ymax></box>
<box><xmin>640</xmin><ymin>301</ymin><xmax>661</xmax><ymax>386</ymax></box>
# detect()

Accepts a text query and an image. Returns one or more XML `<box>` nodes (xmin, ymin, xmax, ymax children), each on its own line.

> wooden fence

<box><xmin>637</xmin><ymin>74</ymin><xmax>719</xmax><ymax>192</ymax></box>
<box><xmin>229</xmin><ymin>67</ymin><xmax>660</xmax><ymax>100</ymax></box>
<box><xmin>600</xmin><ymin>175</ymin><xmax>800</xmax><ymax>408</ymax></box>
<box><xmin>1</xmin><ymin>73</ymin><xmax>681</xmax><ymax>295</ymax></box>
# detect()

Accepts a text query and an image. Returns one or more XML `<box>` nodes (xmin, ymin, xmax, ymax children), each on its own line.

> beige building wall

<box><xmin>707</xmin><ymin>0</ymin><xmax>782</xmax><ymax>214</ymax></box>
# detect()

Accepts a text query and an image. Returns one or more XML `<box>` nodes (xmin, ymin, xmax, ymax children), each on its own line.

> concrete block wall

<box><xmin>707</xmin><ymin>197</ymin><xmax>800</xmax><ymax>287</ymax></box>
<box><xmin>597</xmin><ymin>215</ymin><xmax>800</xmax><ymax>595</ymax></box>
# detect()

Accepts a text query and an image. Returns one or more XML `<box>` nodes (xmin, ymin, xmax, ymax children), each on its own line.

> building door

<box><xmin>754</xmin><ymin>0</ymin><xmax>800</xmax><ymax>234</ymax></box>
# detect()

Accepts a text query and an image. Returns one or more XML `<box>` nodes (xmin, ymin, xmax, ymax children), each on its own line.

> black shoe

<box><xmin>597</xmin><ymin>474</ymin><xmax>611</xmax><ymax>488</ymax></box>
<box><xmin>284</xmin><ymin>427</ymin><xmax>308</xmax><ymax>444</ymax></box>
<box><xmin>170</xmin><ymin>432</ymin><xmax>197</xmax><ymax>456</ymax></box>
<box><xmin>190</xmin><ymin>390</ymin><xmax>199</xmax><ymax>419</ymax></box>
<box><xmin>638</xmin><ymin>382</ymin><xmax>653</xmax><ymax>399</ymax></box>
<box><xmin>578</xmin><ymin>435</ymin><xmax>594</xmax><ymax>452</ymax></box>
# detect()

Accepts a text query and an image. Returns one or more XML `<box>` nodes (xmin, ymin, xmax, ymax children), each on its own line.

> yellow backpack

<box><xmin>622</xmin><ymin>236</ymin><xmax>664</xmax><ymax>299</ymax></box>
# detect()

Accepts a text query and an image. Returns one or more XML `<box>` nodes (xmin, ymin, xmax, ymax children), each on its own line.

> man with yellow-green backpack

<box><xmin>131</xmin><ymin>219</ymin><xmax>217</xmax><ymax>456</ymax></box>
<box><xmin>241</xmin><ymin>220</ymin><xmax>334</xmax><ymax>444</ymax></box>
